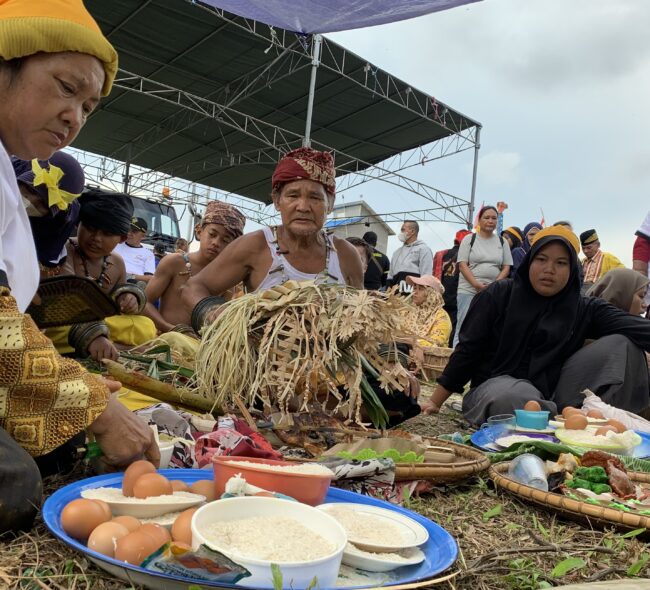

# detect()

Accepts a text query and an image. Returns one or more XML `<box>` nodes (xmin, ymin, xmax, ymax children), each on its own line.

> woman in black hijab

<box><xmin>421</xmin><ymin>226</ymin><xmax>650</xmax><ymax>424</ymax></box>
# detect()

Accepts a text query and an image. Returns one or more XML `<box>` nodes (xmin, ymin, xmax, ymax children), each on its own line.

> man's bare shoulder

<box><xmin>157</xmin><ymin>252</ymin><xmax>187</xmax><ymax>271</ymax></box>
<box><xmin>229</xmin><ymin>229</ymin><xmax>268</xmax><ymax>256</ymax></box>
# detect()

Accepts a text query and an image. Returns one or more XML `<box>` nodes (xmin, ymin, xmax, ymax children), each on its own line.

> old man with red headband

<box><xmin>182</xmin><ymin>147</ymin><xmax>364</xmax><ymax>331</ymax></box>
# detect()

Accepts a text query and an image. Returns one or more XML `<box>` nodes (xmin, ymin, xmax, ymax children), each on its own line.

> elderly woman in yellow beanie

<box><xmin>420</xmin><ymin>225</ymin><xmax>650</xmax><ymax>425</ymax></box>
<box><xmin>0</xmin><ymin>0</ymin><xmax>158</xmax><ymax>534</ymax></box>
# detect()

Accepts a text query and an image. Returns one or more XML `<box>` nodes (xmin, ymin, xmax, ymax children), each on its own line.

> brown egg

<box><xmin>586</xmin><ymin>409</ymin><xmax>605</xmax><ymax>419</ymax></box>
<box><xmin>595</xmin><ymin>425</ymin><xmax>618</xmax><ymax>437</ymax></box>
<box><xmin>87</xmin><ymin>521</ymin><xmax>130</xmax><ymax>558</ymax></box>
<box><xmin>61</xmin><ymin>499</ymin><xmax>111</xmax><ymax>541</ymax></box>
<box><xmin>111</xmin><ymin>515</ymin><xmax>141</xmax><ymax>533</ymax></box>
<box><xmin>561</xmin><ymin>407</ymin><xmax>582</xmax><ymax>418</ymax></box>
<box><xmin>139</xmin><ymin>523</ymin><xmax>171</xmax><ymax>549</ymax></box>
<box><xmin>564</xmin><ymin>414</ymin><xmax>588</xmax><ymax>430</ymax></box>
<box><xmin>606</xmin><ymin>419</ymin><xmax>627</xmax><ymax>433</ymax></box>
<box><xmin>133</xmin><ymin>473</ymin><xmax>173</xmax><ymax>499</ymax></box>
<box><xmin>91</xmin><ymin>499</ymin><xmax>112</xmax><ymax>521</ymax></box>
<box><xmin>189</xmin><ymin>480</ymin><xmax>216</xmax><ymax>501</ymax></box>
<box><xmin>171</xmin><ymin>508</ymin><xmax>197</xmax><ymax>545</ymax></box>
<box><xmin>122</xmin><ymin>460</ymin><xmax>156</xmax><ymax>497</ymax></box>
<box><xmin>170</xmin><ymin>480</ymin><xmax>190</xmax><ymax>493</ymax></box>
<box><xmin>523</xmin><ymin>400</ymin><xmax>542</xmax><ymax>412</ymax></box>
<box><xmin>114</xmin><ymin>530</ymin><xmax>160</xmax><ymax>565</ymax></box>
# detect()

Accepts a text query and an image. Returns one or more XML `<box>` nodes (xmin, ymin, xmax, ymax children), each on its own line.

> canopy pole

<box><xmin>303</xmin><ymin>34</ymin><xmax>323</xmax><ymax>148</ymax></box>
<box><xmin>468</xmin><ymin>125</ymin><xmax>481</xmax><ymax>229</ymax></box>
<box><xmin>123</xmin><ymin>144</ymin><xmax>132</xmax><ymax>193</ymax></box>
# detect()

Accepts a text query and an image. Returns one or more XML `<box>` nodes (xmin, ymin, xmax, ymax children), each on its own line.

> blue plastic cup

<box><xmin>480</xmin><ymin>414</ymin><xmax>516</xmax><ymax>443</ymax></box>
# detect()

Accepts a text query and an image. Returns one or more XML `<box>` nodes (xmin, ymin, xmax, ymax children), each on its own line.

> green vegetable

<box><xmin>591</xmin><ymin>483</ymin><xmax>612</xmax><ymax>494</ymax></box>
<box><xmin>335</xmin><ymin>447</ymin><xmax>424</xmax><ymax>463</ymax></box>
<box><xmin>574</xmin><ymin>466</ymin><xmax>608</xmax><ymax>483</ymax></box>
<box><xmin>566</xmin><ymin>478</ymin><xmax>592</xmax><ymax>490</ymax></box>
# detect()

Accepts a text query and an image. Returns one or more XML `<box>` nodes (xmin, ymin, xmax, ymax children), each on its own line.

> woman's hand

<box><xmin>88</xmin><ymin>336</ymin><xmax>119</xmax><ymax>361</ymax></box>
<box><xmin>117</xmin><ymin>292</ymin><xmax>139</xmax><ymax>314</ymax></box>
<box><xmin>88</xmin><ymin>397</ymin><xmax>160</xmax><ymax>470</ymax></box>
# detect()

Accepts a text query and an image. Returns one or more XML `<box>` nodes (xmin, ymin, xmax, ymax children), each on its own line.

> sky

<box><xmin>325</xmin><ymin>0</ymin><xmax>650</xmax><ymax>264</ymax></box>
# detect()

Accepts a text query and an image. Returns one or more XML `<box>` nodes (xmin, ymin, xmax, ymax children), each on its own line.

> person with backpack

<box><xmin>453</xmin><ymin>205</ymin><xmax>512</xmax><ymax>347</ymax></box>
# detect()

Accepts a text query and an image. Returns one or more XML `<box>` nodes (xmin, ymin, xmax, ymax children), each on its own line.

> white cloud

<box><xmin>476</xmin><ymin>151</ymin><xmax>521</xmax><ymax>186</ymax></box>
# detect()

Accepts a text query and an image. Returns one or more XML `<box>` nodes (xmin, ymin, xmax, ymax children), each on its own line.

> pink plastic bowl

<box><xmin>212</xmin><ymin>456</ymin><xmax>333</xmax><ymax>506</ymax></box>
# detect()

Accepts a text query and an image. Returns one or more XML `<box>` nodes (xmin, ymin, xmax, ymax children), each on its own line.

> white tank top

<box><xmin>256</xmin><ymin>226</ymin><xmax>345</xmax><ymax>292</ymax></box>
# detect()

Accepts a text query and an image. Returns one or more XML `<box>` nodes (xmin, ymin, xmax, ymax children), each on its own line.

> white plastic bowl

<box><xmin>191</xmin><ymin>496</ymin><xmax>347</xmax><ymax>589</ymax></box>
<box><xmin>158</xmin><ymin>441</ymin><xmax>174</xmax><ymax>469</ymax></box>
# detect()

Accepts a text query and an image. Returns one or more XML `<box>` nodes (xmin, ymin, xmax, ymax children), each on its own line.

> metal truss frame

<box><xmin>83</xmin><ymin>0</ymin><xmax>482</xmax><ymax>228</ymax></box>
<box><xmin>104</xmin><ymin>70</ymin><xmax>473</xmax><ymax>224</ymax></box>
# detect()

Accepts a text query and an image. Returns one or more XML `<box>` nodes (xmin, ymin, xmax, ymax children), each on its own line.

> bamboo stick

<box><xmin>103</xmin><ymin>359</ymin><xmax>220</xmax><ymax>414</ymax></box>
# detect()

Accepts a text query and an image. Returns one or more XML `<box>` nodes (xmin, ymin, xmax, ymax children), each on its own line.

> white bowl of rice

<box><xmin>191</xmin><ymin>496</ymin><xmax>347</xmax><ymax>589</ymax></box>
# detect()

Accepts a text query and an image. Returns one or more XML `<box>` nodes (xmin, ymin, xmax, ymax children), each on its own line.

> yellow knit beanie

<box><xmin>0</xmin><ymin>0</ymin><xmax>117</xmax><ymax>96</ymax></box>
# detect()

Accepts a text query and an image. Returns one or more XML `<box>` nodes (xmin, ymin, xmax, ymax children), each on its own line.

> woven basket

<box><xmin>421</xmin><ymin>346</ymin><xmax>453</xmax><ymax>378</ymax></box>
<box><xmin>490</xmin><ymin>462</ymin><xmax>650</xmax><ymax>534</ymax></box>
<box><xmin>27</xmin><ymin>276</ymin><xmax>119</xmax><ymax>328</ymax></box>
<box><xmin>393</xmin><ymin>437</ymin><xmax>490</xmax><ymax>483</ymax></box>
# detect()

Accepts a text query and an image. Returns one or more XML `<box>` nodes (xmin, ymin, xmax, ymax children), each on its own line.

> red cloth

<box><xmin>432</xmin><ymin>249</ymin><xmax>448</xmax><ymax>279</ymax></box>
<box><xmin>272</xmin><ymin>147</ymin><xmax>336</xmax><ymax>197</ymax></box>
<box><xmin>633</xmin><ymin>235</ymin><xmax>650</xmax><ymax>263</ymax></box>
<box><xmin>194</xmin><ymin>419</ymin><xmax>282</xmax><ymax>468</ymax></box>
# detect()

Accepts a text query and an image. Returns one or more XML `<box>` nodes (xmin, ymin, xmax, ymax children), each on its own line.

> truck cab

<box><xmin>130</xmin><ymin>195</ymin><xmax>182</xmax><ymax>252</ymax></box>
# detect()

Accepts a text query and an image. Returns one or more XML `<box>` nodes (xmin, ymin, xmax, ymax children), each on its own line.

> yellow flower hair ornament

<box><xmin>31</xmin><ymin>159</ymin><xmax>81</xmax><ymax>211</ymax></box>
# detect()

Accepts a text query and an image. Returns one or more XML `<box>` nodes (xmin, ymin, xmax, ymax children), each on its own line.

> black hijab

<box><xmin>490</xmin><ymin>233</ymin><xmax>582</xmax><ymax>396</ymax></box>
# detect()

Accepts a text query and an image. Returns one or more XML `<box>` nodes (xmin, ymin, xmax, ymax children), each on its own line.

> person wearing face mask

<box><xmin>453</xmin><ymin>205</ymin><xmax>512</xmax><ymax>347</ymax></box>
<box><xmin>387</xmin><ymin>220</ymin><xmax>433</xmax><ymax>290</ymax></box>
<box><xmin>421</xmin><ymin>226</ymin><xmax>650</xmax><ymax>424</ymax></box>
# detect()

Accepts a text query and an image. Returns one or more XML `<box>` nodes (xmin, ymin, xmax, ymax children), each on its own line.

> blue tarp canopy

<box><xmin>324</xmin><ymin>217</ymin><xmax>363</xmax><ymax>229</ymax></box>
<box><xmin>200</xmin><ymin>0</ymin><xmax>480</xmax><ymax>33</ymax></box>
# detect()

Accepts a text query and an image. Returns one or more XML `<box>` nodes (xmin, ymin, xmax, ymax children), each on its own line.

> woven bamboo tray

<box><xmin>392</xmin><ymin>437</ymin><xmax>490</xmax><ymax>483</ymax></box>
<box><xmin>27</xmin><ymin>276</ymin><xmax>119</xmax><ymax>328</ymax></box>
<box><xmin>421</xmin><ymin>346</ymin><xmax>453</xmax><ymax>379</ymax></box>
<box><xmin>490</xmin><ymin>462</ymin><xmax>650</xmax><ymax>534</ymax></box>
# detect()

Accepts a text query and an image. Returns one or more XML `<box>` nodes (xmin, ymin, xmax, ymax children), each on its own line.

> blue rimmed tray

<box><xmin>43</xmin><ymin>469</ymin><xmax>458</xmax><ymax>590</ymax></box>
<box><xmin>472</xmin><ymin>426</ymin><xmax>650</xmax><ymax>459</ymax></box>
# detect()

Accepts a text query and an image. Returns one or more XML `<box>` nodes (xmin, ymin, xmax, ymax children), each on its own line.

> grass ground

<box><xmin>1</xmin><ymin>393</ymin><xmax>649</xmax><ymax>590</ymax></box>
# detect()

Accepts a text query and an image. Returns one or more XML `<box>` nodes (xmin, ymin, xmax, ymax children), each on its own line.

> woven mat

<box><xmin>27</xmin><ymin>276</ymin><xmax>119</xmax><ymax>328</ymax></box>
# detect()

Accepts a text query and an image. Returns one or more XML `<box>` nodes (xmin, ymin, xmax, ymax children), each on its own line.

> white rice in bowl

<box><xmin>224</xmin><ymin>460</ymin><xmax>334</xmax><ymax>476</ymax></box>
<box><xmin>202</xmin><ymin>515</ymin><xmax>336</xmax><ymax>562</ymax></box>
<box><xmin>324</xmin><ymin>505</ymin><xmax>403</xmax><ymax>545</ymax></box>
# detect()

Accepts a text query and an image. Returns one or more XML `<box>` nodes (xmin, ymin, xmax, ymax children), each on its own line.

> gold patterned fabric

<box><xmin>0</xmin><ymin>289</ymin><xmax>109</xmax><ymax>456</ymax></box>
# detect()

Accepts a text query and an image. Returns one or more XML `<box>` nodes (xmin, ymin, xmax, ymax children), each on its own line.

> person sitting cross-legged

<box><xmin>46</xmin><ymin>188</ymin><xmax>156</xmax><ymax>361</ymax></box>
<box><xmin>144</xmin><ymin>200</ymin><xmax>246</xmax><ymax>334</ymax></box>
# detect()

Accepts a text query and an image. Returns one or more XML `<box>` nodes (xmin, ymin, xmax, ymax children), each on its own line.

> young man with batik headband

<box><xmin>144</xmin><ymin>199</ymin><xmax>246</xmax><ymax>334</ymax></box>
<box><xmin>48</xmin><ymin>188</ymin><xmax>156</xmax><ymax>361</ymax></box>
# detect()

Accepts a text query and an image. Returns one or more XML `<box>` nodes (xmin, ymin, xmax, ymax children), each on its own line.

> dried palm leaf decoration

<box><xmin>195</xmin><ymin>281</ymin><xmax>411</xmax><ymax>427</ymax></box>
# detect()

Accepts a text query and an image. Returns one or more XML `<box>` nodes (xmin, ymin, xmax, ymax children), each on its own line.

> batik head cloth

<box><xmin>202</xmin><ymin>200</ymin><xmax>246</xmax><ymax>239</ymax></box>
<box><xmin>272</xmin><ymin>147</ymin><xmax>336</xmax><ymax>198</ymax></box>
